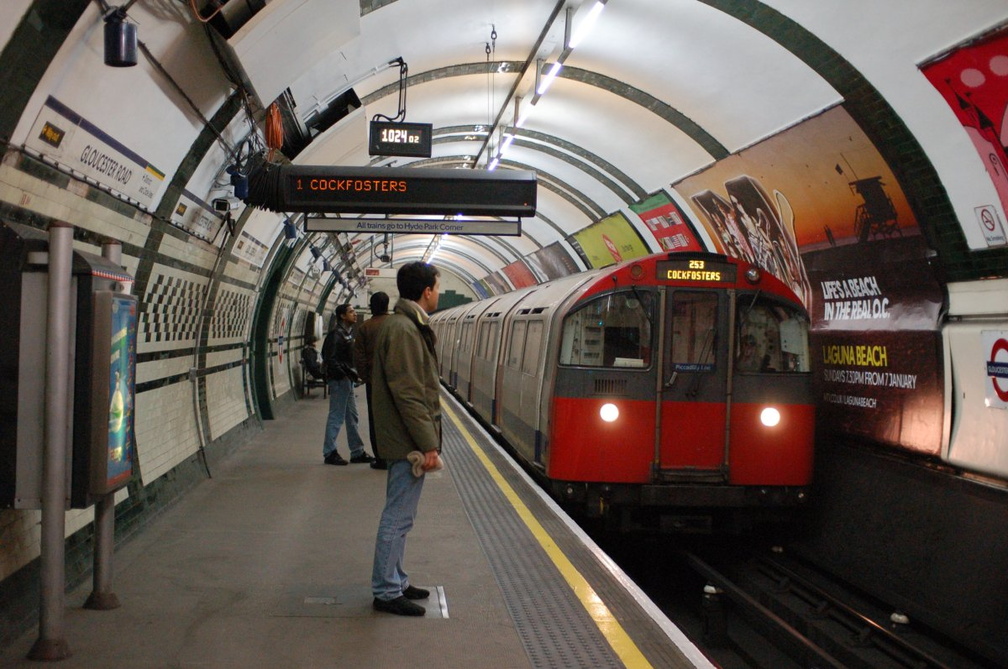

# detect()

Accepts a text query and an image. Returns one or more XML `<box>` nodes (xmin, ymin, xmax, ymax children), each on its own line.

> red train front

<box><xmin>545</xmin><ymin>253</ymin><xmax>813</xmax><ymax>532</ymax></box>
<box><xmin>432</xmin><ymin>251</ymin><xmax>814</xmax><ymax>533</ymax></box>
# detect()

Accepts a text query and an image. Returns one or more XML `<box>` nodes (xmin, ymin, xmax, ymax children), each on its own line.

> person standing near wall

<box><xmin>320</xmin><ymin>304</ymin><xmax>374</xmax><ymax>466</ymax></box>
<box><xmin>353</xmin><ymin>291</ymin><xmax>391</xmax><ymax>470</ymax></box>
<box><xmin>370</xmin><ymin>263</ymin><xmax>443</xmax><ymax>616</ymax></box>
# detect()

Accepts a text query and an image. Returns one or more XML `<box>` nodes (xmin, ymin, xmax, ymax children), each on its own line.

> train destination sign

<box><xmin>275</xmin><ymin>165</ymin><xmax>537</xmax><ymax>217</ymax></box>
<box><xmin>656</xmin><ymin>257</ymin><xmax>736</xmax><ymax>284</ymax></box>
<box><xmin>368</xmin><ymin>120</ymin><xmax>433</xmax><ymax>157</ymax></box>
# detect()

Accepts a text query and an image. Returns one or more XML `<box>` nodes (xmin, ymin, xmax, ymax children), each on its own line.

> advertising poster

<box><xmin>483</xmin><ymin>272</ymin><xmax>511</xmax><ymax>296</ymax></box>
<box><xmin>674</xmin><ymin>106</ymin><xmax>945</xmax><ymax>454</ymax></box>
<box><xmin>502</xmin><ymin>260</ymin><xmax>537</xmax><ymax>289</ymax></box>
<box><xmin>570</xmin><ymin>212</ymin><xmax>651</xmax><ymax>269</ymax></box>
<box><xmin>525</xmin><ymin>242</ymin><xmax>580</xmax><ymax>280</ymax></box>
<box><xmin>105</xmin><ymin>295</ymin><xmax>136</xmax><ymax>490</ymax></box>
<box><xmin>471</xmin><ymin>281</ymin><xmax>490</xmax><ymax>299</ymax></box>
<box><xmin>921</xmin><ymin>27</ymin><xmax>1008</xmax><ymax>246</ymax></box>
<box><xmin>629</xmin><ymin>191</ymin><xmax>705</xmax><ymax>252</ymax></box>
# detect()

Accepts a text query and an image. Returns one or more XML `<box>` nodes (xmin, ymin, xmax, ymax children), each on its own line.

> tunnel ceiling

<box><xmin>123</xmin><ymin>1</ymin><xmax>1008</xmax><ymax>288</ymax></box>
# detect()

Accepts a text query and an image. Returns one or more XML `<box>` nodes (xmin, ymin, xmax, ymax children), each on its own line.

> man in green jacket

<box><xmin>370</xmin><ymin>262</ymin><xmax>443</xmax><ymax>617</ymax></box>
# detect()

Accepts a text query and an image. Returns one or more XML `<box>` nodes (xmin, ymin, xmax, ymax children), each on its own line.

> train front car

<box><xmin>545</xmin><ymin>252</ymin><xmax>814</xmax><ymax>533</ymax></box>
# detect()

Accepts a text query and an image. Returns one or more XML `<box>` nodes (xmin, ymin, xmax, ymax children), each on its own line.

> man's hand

<box><xmin>422</xmin><ymin>450</ymin><xmax>441</xmax><ymax>471</ymax></box>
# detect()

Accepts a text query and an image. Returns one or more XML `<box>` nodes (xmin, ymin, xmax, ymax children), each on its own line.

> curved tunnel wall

<box><xmin>0</xmin><ymin>0</ymin><xmax>1007</xmax><ymax>655</ymax></box>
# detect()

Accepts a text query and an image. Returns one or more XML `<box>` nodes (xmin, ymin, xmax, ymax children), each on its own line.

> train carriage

<box><xmin>433</xmin><ymin>252</ymin><xmax>814</xmax><ymax>532</ymax></box>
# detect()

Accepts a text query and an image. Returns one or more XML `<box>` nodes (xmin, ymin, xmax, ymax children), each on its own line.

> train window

<box><xmin>736</xmin><ymin>296</ymin><xmax>810</xmax><ymax>373</ymax></box>
<box><xmin>669</xmin><ymin>291</ymin><xmax>717</xmax><ymax>371</ymax></box>
<box><xmin>476</xmin><ymin>322</ymin><xmax>489</xmax><ymax>358</ymax></box>
<box><xmin>559</xmin><ymin>291</ymin><xmax>655</xmax><ymax>368</ymax></box>
<box><xmin>508</xmin><ymin>321</ymin><xmax>527</xmax><ymax>368</ymax></box>
<box><xmin>485</xmin><ymin>321</ymin><xmax>501</xmax><ymax>361</ymax></box>
<box><xmin>522</xmin><ymin>321</ymin><xmax>544</xmax><ymax>374</ymax></box>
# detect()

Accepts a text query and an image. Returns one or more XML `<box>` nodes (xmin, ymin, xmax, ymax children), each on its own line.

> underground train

<box><xmin>429</xmin><ymin>251</ymin><xmax>815</xmax><ymax>532</ymax></box>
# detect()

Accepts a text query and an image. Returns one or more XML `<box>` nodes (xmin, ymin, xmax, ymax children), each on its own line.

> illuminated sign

<box><xmin>264</xmin><ymin>165</ymin><xmax>536</xmax><ymax>217</ymax></box>
<box><xmin>655</xmin><ymin>257</ymin><xmax>736</xmax><ymax>284</ymax></box>
<box><xmin>369</xmin><ymin>120</ymin><xmax>433</xmax><ymax>158</ymax></box>
<box><xmin>305</xmin><ymin>216</ymin><xmax>521</xmax><ymax>236</ymax></box>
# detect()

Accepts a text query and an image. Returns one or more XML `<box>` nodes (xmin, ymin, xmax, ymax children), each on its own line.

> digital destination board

<box><xmin>655</xmin><ymin>257</ymin><xmax>736</xmax><ymax>284</ymax></box>
<box><xmin>273</xmin><ymin>165</ymin><xmax>537</xmax><ymax>217</ymax></box>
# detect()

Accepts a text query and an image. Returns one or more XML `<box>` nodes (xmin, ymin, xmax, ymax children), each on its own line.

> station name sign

<box><xmin>275</xmin><ymin>165</ymin><xmax>536</xmax><ymax>217</ymax></box>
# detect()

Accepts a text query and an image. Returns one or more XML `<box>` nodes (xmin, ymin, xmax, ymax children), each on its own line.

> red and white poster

<box><xmin>922</xmin><ymin>27</ymin><xmax>1008</xmax><ymax>247</ymax></box>
<box><xmin>629</xmin><ymin>191</ymin><xmax>705</xmax><ymax>253</ymax></box>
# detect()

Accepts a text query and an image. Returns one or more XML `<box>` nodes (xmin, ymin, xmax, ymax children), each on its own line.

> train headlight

<box><xmin>760</xmin><ymin>407</ymin><xmax>781</xmax><ymax>427</ymax></box>
<box><xmin>600</xmin><ymin>403</ymin><xmax>620</xmax><ymax>422</ymax></box>
<box><xmin>745</xmin><ymin>267</ymin><xmax>761</xmax><ymax>284</ymax></box>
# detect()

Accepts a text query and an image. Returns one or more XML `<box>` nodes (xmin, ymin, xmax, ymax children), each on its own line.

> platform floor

<box><xmin>1</xmin><ymin>389</ymin><xmax>712</xmax><ymax>668</ymax></box>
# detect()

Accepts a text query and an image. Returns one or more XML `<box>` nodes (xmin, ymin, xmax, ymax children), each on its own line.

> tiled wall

<box><xmin>0</xmin><ymin>152</ymin><xmax>320</xmax><ymax>611</ymax></box>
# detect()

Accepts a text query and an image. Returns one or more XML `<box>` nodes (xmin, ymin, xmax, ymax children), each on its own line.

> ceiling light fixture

<box><xmin>536</xmin><ymin>61</ymin><xmax>563</xmax><ymax>95</ymax></box>
<box><xmin>493</xmin><ymin>0</ymin><xmax>607</xmax><ymax>169</ymax></box>
<box><xmin>568</xmin><ymin>1</ymin><xmax>606</xmax><ymax>49</ymax></box>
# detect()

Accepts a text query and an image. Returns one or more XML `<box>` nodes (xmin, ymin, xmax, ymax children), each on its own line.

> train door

<box><xmin>656</xmin><ymin>288</ymin><xmax>733</xmax><ymax>480</ymax></box>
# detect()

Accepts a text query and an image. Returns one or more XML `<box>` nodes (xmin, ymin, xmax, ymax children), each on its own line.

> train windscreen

<box><xmin>735</xmin><ymin>296</ymin><xmax>810</xmax><ymax>373</ymax></box>
<box><xmin>559</xmin><ymin>291</ymin><xmax>656</xmax><ymax>368</ymax></box>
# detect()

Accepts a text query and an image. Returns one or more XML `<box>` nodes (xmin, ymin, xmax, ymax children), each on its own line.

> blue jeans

<box><xmin>323</xmin><ymin>378</ymin><xmax>365</xmax><ymax>459</ymax></box>
<box><xmin>371</xmin><ymin>459</ymin><xmax>425</xmax><ymax>601</ymax></box>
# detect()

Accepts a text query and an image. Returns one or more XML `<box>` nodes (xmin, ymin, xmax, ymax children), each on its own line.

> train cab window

<box><xmin>559</xmin><ymin>291</ymin><xmax>655</xmax><ymax>368</ymax></box>
<box><xmin>508</xmin><ymin>321</ymin><xmax>527</xmax><ymax>368</ymax></box>
<box><xmin>736</xmin><ymin>297</ymin><xmax>810</xmax><ymax>373</ymax></box>
<box><xmin>669</xmin><ymin>291</ymin><xmax>718</xmax><ymax>370</ymax></box>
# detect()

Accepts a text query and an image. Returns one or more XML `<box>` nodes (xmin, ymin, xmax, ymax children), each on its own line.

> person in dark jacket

<box><xmin>320</xmin><ymin>304</ymin><xmax>373</xmax><ymax>466</ymax></box>
<box><xmin>371</xmin><ymin>262</ymin><xmax>443</xmax><ymax>617</ymax></box>
<box><xmin>353</xmin><ymin>291</ymin><xmax>390</xmax><ymax>470</ymax></box>
<box><xmin>301</xmin><ymin>336</ymin><xmax>325</xmax><ymax>380</ymax></box>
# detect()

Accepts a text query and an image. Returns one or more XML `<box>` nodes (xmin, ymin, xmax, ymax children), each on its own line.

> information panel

<box><xmin>277</xmin><ymin>165</ymin><xmax>536</xmax><ymax>216</ymax></box>
<box><xmin>305</xmin><ymin>216</ymin><xmax>521</xmax><ymax>236</ymax></box>
<box><xmin>368</xmin><ymin>120</ymin><xmax>433</xmax><ymax>158</ymax></box>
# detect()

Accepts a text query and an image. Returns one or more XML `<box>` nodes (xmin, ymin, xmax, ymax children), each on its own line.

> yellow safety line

<box><xmin>442</xmin><ymin>402</ymin><xmax>653</xmax><ymax>669</ymax></box>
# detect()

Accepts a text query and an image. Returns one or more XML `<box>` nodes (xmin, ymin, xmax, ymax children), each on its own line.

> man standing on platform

<box><xmin>321</xmin><ymin>304</ymin><xmax>374</xmax><ymax>466</ymax></box>
<box><xmin>371</xmin><ymin>262</ymin><xmax>443</xmax><ymax>616</ymax></box>
<box><xmin>353</xmin><ymin>291</ymin><xmax>391</xmax><ymax>470</ymax></box>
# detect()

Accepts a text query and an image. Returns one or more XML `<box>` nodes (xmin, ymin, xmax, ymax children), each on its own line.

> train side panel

<box><xmin>474</xmin><ymin>287</ymin><xmax>537</xmax><ymax>428</ymax></box>
<box><xmin>497</xmin><ymin>273</ymin><xmax>602</xmax><ymax>468</ymax></box>
<box><xmin>454</xmin><ymin>304</ymin><xmax>483</xmax><ymax>403</ymax></box>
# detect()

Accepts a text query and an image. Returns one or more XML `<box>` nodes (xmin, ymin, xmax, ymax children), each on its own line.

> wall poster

<box><xmin>921</xmin><ymin>27</ymin><xmax>1008</xmax><ymax>247</ymax></box>
<box><xmin>674</xmin><ymin>106</ymin><xmax>946</xmax><ymax>454</ymax></box>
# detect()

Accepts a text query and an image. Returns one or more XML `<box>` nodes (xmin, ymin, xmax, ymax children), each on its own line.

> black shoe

<box><xmin>350</xmin><ymin>452</ymin><xmax>375</xmax><ymax>464</ymax></box>
<box><xmin>373</xmin><ymin>596</ymin><xmax>425</xmax><ymax>616</ymax></box>
<box><xmin>324</xmin><ymin>453</ymin><xmax>348</xmax><ymax>466</ymax></box>
<box><xmin>370</xmin><ymin>458</ymin><xmax>388</xmax><ymax>470</ymax></box>
<box><xmin>403</xmin><ymin>585</ymin><xmax>429</xmax><ymax>600</ymax></box>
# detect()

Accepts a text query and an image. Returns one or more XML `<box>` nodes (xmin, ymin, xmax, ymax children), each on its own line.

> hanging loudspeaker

<box><xmin>104</xmin><ymin>10</ymin><xmax>137</xmax><ymax>67</ymax></box>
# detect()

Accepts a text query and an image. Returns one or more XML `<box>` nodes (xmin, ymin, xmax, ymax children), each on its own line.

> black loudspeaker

<box><xmin>104</xmin><ymin>10</ymin><xmax>137</xmax><ymax>67</ymax></box>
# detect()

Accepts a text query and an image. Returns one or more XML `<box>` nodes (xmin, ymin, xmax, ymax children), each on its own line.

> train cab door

<box><xmin>655</xmin><ymin>288</ymin><xmax>733</xmax><ymax>481</ymax></box>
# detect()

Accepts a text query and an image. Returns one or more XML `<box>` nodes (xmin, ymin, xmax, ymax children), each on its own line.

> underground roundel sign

<box><xmin>983</xmin><ymin>331</ymin><xmax>1008</xmax><ymax>408</ymax></box>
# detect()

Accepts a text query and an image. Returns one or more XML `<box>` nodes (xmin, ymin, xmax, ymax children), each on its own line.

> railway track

<box><xmin>681</xmin><ymin>547</ymin><xmax>998</xmax><ymax>669</ymax></box>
